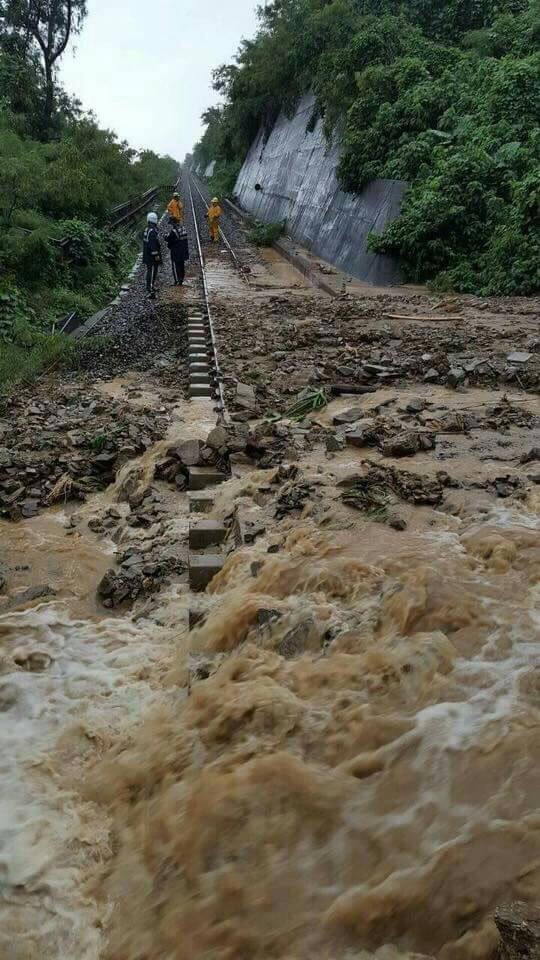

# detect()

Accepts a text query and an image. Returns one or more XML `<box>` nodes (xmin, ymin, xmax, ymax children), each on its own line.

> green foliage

<box><xmin>247</xmin><ymin>221</ymin><xmax>284</xmax><ymax>246</ymax></box>
<box><xmin>207</xmin><ymin>160</ymin><xmax>242</xmax><ymax>198</ymax></box>
<box><xmin>195</xmin><ymin>0</ymin><xmax>539</xmax><ymax>295</ymax></box>
<box><xmin>0</xmin><ymin>284</ymin><xmax>34</xmax><ymax>341</ymax></box>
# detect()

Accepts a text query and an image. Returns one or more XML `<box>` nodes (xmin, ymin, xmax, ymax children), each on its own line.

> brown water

<box><xmin>87</xmin><ymin>502</ymin><xmax>539</xmax><ymax>960</ymax></box>
<box><xmin>1</xmin><ymin>393</ymin><xmax>538</xmax><ymax>958</ymax></box>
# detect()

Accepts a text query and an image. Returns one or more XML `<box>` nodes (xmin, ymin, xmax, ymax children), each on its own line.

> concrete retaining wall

<box><xmin>234</xmin><ymin>93</ymin><xmax>408</xmax><ymax>286</ymax></box>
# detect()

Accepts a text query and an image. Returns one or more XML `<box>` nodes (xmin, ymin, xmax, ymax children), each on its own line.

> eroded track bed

<box><xmin>0</xmin><ymin>175</ymin><xmax>539</xmax><ymax>960</ymax></box>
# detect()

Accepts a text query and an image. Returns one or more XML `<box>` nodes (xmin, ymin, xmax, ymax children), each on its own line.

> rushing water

<box><xmin>1</xmin><ymin>469</ymin><xmax>538</xmax><ymax>959</ymax></box>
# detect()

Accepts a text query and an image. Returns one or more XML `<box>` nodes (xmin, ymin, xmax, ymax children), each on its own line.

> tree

<box><xmin>0</xmin><ymin>127</ymin><xmax>42</xmax><ymax>224</ymax></box>
<box><xmin>0</xmin><ymin>0</ymin><xmax>87</xmax><ymax>136</ymax></box>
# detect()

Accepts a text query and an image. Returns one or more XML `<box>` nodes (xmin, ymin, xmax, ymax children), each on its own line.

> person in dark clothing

<box><xmin>142</xmin><ymin>212</ymin><xmax>161</xmax><ymax>298</ymax></box>
<box><xmin>165</xmin><ymin>219</ymin><xmax>189</xmax><ymax>286</ymax></box>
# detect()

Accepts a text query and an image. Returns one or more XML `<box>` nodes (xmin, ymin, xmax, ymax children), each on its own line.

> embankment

<box><xmin>233</xmin><ymin>92</ymin><xmax>407</xmax><ymax>286</ymax></box>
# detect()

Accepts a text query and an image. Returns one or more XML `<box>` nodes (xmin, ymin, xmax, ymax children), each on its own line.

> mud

<box><xmin>0</xmin><ymin>203</ymin><xmax>538</xmax><ymax>960</ymax></box>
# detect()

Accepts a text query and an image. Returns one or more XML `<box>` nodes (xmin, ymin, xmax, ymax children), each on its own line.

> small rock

<box><xmin>326</xmin><ymin>433</ymin><xmax>346</xmax><ymax>452</ymax></box>
<box><xmin>382</xmin><ymin>431</ymin><xmax>435</xmax><ymax>458</ymax></box>
<box><xmin>256</xmin><ymin>608</ymin><xmax>282</xmax><ymax>627</ymax></box>
<box><xmin>447</xmin><ymin>366</ymin><xmax>466</xmax><ymax>388</ymax></box>
<box><xmin>520</xmin><ymin>447</ymin><xmax>540</xmax><ymax>465</ymax></box>
<box><xmin>388</xmin><ymin>512</ymin><xmax>407</xmax><ymax>530</ymax></box>
<box><xmin>15</xmin><ymin>584</ymin><xmax>56</xmax><ymax>604</ymax></box>
<box><xmin>405</xmin><ymin>398</ymin><xmax>427</xmax><ymax>414</ymax></box>
<box><xmin>206</xmin><ymin>424</ymin><xmax>229</xmax><ymax>452</ymax></box>
<box><xmin>276</xmin><ymin>620</ymin><xmax>312</xmax><ymax>659</ymax></box>
<box><xmin>172</xmin><ymin>439</ymin><xmax>202</xmax><ymax>466</ymax></box>
<box><xmin>333</xmin><ymin>406</ymin><xmax>365</xmax><ymax>426</ymax></box>
<box><xmin>235</xmin><ymin>381</ymin><xmax>257</xmax><ymax>411</ymax></box>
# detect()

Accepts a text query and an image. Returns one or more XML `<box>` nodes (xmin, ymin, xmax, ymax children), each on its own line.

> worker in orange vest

<box><xmin>207</xmin><ymin>197</ymin><xmax>222</xmax><ymax>242</ymax></box>
<box><xmin>167</xmin><ymin>192</ymin><xmax>184</xmax><ymax>222</ymax></box>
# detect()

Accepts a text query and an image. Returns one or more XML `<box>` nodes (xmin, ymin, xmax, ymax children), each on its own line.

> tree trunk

<box><xmin>42</xmin><ymin>57</ymin><xmax>54</xmax><ymax>135</ymax></box>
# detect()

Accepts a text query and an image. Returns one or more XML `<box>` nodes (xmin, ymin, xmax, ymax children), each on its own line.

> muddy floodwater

<box><xmin>0</xmin><ymin>243</ymin><xmax>539</xmax><ymax>959</ymax></box>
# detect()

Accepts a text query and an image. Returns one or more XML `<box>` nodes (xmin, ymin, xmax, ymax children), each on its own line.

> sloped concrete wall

<box><xmin>234</xmin><ymin>93</ymin><xmax>407</xmax><ymax>286</ymax></box>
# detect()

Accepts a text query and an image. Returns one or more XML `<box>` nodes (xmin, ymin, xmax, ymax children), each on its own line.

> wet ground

<box><xmin>0</xmin><ymin>201</ymin><xmax>538</xmax><ymax>960</ymax></box>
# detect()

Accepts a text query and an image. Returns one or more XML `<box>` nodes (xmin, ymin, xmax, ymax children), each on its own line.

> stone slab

<box><xmin>190</xmin><ymin>384</ymin><xmax>213</xmax><ymax>398</ymax></box>
<box><xmin>189</xmin><ymin>520</ymin><xmax>227</xmax><ymax>549</ymax></box>
<box><xmin>188</xmin><ymin>466</ymin><xmax>227</xmax><ymax>490</ymax></box>
<box><xmin>189</xmin><ymin>554</ymin><xmax>224</xmax><ymax>591</ymax></box>
<box><xmin>188</xmin><ymin>492</ymin><xmax>215</xmax><ymax>513</ymax></box>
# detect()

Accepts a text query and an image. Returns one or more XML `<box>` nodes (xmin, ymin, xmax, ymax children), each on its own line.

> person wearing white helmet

<box><xmin>143</xmin><ymin>212</ymin><xmax>162</xmax><ymax>298</ymax></box>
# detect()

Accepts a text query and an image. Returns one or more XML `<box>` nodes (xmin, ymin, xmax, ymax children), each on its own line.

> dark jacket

<box><xmin>143</xmin><ymin>225</ymin><xmax>161</xmax><ymax>265</ymax></box>
<box><xmin>165</xmin><ymin>225</ymin><xmax>189</xmax><ymax>261</ymax></box>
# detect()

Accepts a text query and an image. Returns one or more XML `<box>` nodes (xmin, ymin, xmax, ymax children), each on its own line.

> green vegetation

<box><xmin>0</xmin><ymin>315</ymin><xmax>107</xmax><ymax>393</ymax></box>
<box><xmin>0</xmin><ymin>2</ymin><xmax>178</xmax><ymax>386</ymax></box>
<box><xmin>194</xmin><ymin>0</ymin><xmax>539</xmax><ymax>295</ymax></box>
<box><xmin>247</xmin><ymin>220</ymin><xmax>284</xmax><ymax>246</ymax></box>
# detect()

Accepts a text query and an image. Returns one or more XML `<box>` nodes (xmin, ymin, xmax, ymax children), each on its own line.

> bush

<box><xmin>194</xmin><ymin>0</ymin><xmax>539</xmax><ymax>295</ymax></box>
<box><xmin>247</xmin><ymin>221</ymin><xmax>284</xmax><ymax>246</ymax></box>
<box><xmin>0</xmin><ymin>283</ymin><xmax>35</xmax><ymax>342</ymax></box>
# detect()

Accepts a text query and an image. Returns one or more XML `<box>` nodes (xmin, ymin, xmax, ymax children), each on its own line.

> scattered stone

<box><xmin>405</xmin><ymin>398</ymin><xmax>428</xmax><ymax>414</ymax></box>
<box><xmin>169</xmin><ymin>439</ymin><xmax>202</xmax><ymax>466</ymax></box>
<box><xmin>521</xmin><ymin>447</ymin><xmax>540</xmax><ymax>464</ymax></box>
<box><xmin>506</xmin><ymin>352</ymin><xmax>532</xmax><ymax>364</ymax></box>
<box><xmin>235</xmin><ymin>381</ymin><xmax>257</xmax><ymax>411</ymax></box>
<box><xmin>381</xmin><ymin>431</ymin><xmax>435</xmax><ymax>458</ymax></box>
<box><xmin>388</xmin><ymin>512</ymin><xmax>407</xmax><ymax>530</ymax></box>
<box><xmin>495</xmin><ymin>901</ymin><xmax>540</xmax><ymax>959</ymax></box>
<box><xmin>333</xmin><ymin>407</ymin><xmax>365</xmax><ymax>426</ymax></box>
<box><xmin>447</xmin><ymin>366</ymin><xmax>466</xmax><ymax>388</ymax></box>
<box><xmin>326</xmin><ymin>433</ymin><xmax>346</xmax><ymax>453</ymax></box>
<box><xmin>276</xmin><ymin>620</ymin><xmax>313</xmax><ymax>658</ymax></box>
<box><xmin>256</xmin><ymin>608</ymin><xmax>281</xmax><ymax>627</ymax></box>
<box><xmin>206</xmin><ymin>424</ymin><xmax>229</xmax><ymax>453</ymax></box>
<box><xmin>13</xmin><ymin>584</ymin><xmax>56</xmax><ymax>605</ymax></box>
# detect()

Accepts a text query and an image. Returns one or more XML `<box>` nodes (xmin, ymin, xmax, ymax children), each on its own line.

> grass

<box><xmin>0</xmin><ymin>329</ymin><xmax>111</xmax><ymax>393</ymax></box>
<box><xmin>247</xmin><ymin>220</ymin><xmax>284</xmax><ymax>247</ymax></box>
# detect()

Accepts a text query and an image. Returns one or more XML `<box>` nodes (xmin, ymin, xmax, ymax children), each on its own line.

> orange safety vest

<box><xmin>167</xmin><ymin>198</ymin><xmax>184</xmax><ymax>220</ymax></box>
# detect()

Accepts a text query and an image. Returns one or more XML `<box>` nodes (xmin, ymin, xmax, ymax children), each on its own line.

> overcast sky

<box><xmin>60</xmin><ymin>0</ymin><xmax>260</xmax><ymax>161</ymax></box>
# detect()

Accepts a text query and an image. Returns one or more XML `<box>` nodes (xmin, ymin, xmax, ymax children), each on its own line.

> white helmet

<box><xmin>147</xmin><ymin>212</ymin><xmax>158</xmax><ymax>224</ymax></box>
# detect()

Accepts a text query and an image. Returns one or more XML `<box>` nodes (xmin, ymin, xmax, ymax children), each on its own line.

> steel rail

<box><xmin>188</xmin><ymin>174</ymin><xmax>250</xmax><ymax>287</ymax></box>
<box><xmin>185</xmin><ymin>174</ymin><xmax>227</xmax><ymax>418</ymax></box>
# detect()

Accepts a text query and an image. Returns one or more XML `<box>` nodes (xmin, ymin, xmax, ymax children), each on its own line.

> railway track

<box><xmin>107</xmin><ymin>180</ymin><xmax>179</xmax><ymax>230</ymax></box>
<box><xmin>65</xmin><ymin>168</ymin><xmax>248</xmax><ymax>412</ymax></box>
<box><xmin>180</xmin><ymin>171</ymin><xmax>238</xmax><ymax>415</ymax></box>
